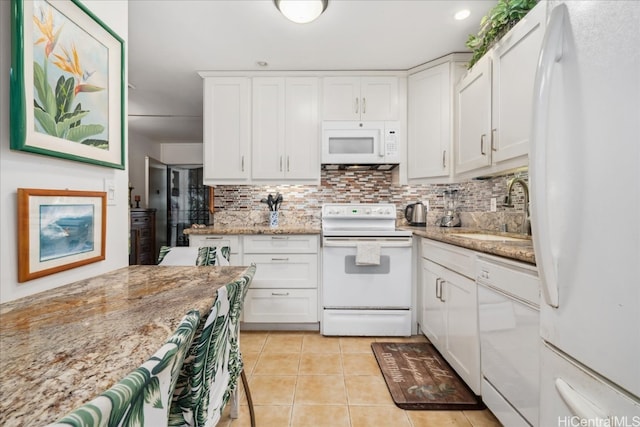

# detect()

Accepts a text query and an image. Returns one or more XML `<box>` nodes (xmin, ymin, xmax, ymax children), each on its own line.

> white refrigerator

<box><xmin>530</xmin><ymin>1</ymin><xmax>640</xmax><ymax>424</ymax></box>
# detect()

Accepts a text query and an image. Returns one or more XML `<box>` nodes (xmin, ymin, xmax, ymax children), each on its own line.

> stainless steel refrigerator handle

<box><xmin>531</xmin><ymin>3</ymin><xmax>566</xmax><ymax>308</ymax></box>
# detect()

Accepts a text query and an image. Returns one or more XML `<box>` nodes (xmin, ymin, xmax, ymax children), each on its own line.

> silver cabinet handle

<box><xmin>491</xmin><ymin>128</ymin><xmax>497</xmax><ymax>151</ymax></box>
<box><xmin>287</xmin><ymin>156</ymin><xmax>290</xmax><ymax>172</ymax></box>
<box><xmin>442</xmin><ymin>150</ymin><xmax>447</xmax><ymax>168</ymax></box>
<box><xmin>241</xmin><ymin>155</ymin><xmax>245</xmax><ymax>172</ymax></box>
<box><xmin>271</xmin><ymin>257</ymin><xmax>289</xmax><ymax>261</ymax></box>
<box><xmin>480</xmin><ymin>134</ymin><xmax>487</xmax><ymax>155</ymax></box>
<box><xmin>435</xmin><ymin>278</ymin><xmax>442</xmax><ymax>300</ymax></box>
<box><xmin>355</xmin><ymin>97</ymin><xmax>359</xmax><ymax>114</ymax></box>
<box><xmin>280</xmin><ymin>155</ymin><xmax>283</xmax><ymax>172</ymax></box>
<box><xmin>362</xmin><ymin>97</ymin><xmax>366</xmax><ymax>114</ymax></box>
<box><xmin>440</xmin><ymin>280</ymin><xmax>446</xmax><ymax>302</ymax></box>
<box><xmin>271</xmin><ymin>292</ymin><xmax>290</xmax><ymax>296</ymax></box>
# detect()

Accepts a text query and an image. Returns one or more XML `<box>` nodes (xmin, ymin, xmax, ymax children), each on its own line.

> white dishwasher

<box><xmin>476</xmin><ymin>255</ymin><xmax>540</xmax><ymax>427</ymax></box>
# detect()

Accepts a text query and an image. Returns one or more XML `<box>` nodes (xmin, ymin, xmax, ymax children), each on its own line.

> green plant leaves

<box><xmin>465</xmin><ymin>0</ymin><xmax>538</xmax><ymax>69</ymax></box>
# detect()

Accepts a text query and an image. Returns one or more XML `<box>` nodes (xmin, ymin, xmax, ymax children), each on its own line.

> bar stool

<box><xmin>170</xmin><ymin>266</ymin><xmax>256</xmax><ymax>427</ymax></box>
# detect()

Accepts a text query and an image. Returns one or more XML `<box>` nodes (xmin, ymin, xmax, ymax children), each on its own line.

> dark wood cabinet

<box><xmin>129</xmin><ymin>209</ymin><xmax>156</xmax><ymax>265</ymax></box>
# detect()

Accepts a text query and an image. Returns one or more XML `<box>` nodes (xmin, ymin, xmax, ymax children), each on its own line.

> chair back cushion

<box><xmin>158</xmin><ymin>246</ymin><xmax>230</xmax><ymax>266</ymax></box>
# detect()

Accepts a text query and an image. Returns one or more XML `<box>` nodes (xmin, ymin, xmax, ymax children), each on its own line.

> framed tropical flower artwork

<box><xmin>10</xmin><ymin>0</ymin><xmax>125</xmax><ymax>169</ymax></box>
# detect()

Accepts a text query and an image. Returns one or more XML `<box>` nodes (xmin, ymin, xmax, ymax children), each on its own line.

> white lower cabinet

<box><xmin>243</xmin><ymin>235</ymin><xmax>319</xmax><ymax>323</ymax></box>
<box><xmin>243</xmin><ymin>289</ymin><xmax>317</xmax><ymax>323</ymax></box>
<box><xmin>419</xmin><ymin>239</ymin><xmax>481</xmax><ymax>395</ymax></box>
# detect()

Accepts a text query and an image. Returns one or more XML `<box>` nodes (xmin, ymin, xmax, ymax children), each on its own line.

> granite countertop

<box><xmin>0</xmin><ymin>265</ymin><xmax>251</xmax><ymax>427</ymax></box>
<box><xmin>404</xmin><ymin>226</ymin><xmax>536</xmax><ymax>265</ymax></box>
<box><xmin>184</xmin><ymin>225</ymin><xmax>321</xmax><ymax>235</ymax></box>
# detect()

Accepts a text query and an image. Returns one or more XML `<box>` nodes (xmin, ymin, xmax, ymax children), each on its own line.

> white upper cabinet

<box><xmin>322</xmin><ymin>76</ymin><xmax>399</xmax><ymax>121</ymax></box>
<box><xmin>490</xmin><ymin>1</ymin><xmax>546</xmax><ymax>164</ymax></box>
<box><xmin>408</xmin><ymin>58</ymin><xmax>467</xmax><ymax>181</ymax></box>
<box><xmin>252</xmin><ymin>77</ymin><xmax>319</xmax><ymax>182</ymax></box>
<box><xmin>455</xmin><ymin>55</ymin><xmax>492</xmax><ymax>174</ymax></box>
<box><xmin>455</xmin><ymin>1</ymin><xmax>546</xmax><ymax>177</ymax></box>
<box><xmin>203</xmin><ymin>77</ymin><xmax>251</xmax><ymax>184</ymax></box>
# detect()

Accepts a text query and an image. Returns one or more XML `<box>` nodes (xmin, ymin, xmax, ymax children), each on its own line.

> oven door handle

<box><xmin>322</xmin><ymin>237</ymin><xmax>412</xmax><ymax>247</ymax></box>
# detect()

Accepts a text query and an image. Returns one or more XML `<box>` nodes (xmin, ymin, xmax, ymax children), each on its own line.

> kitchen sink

<box><xmin>451</xmin><ymin>233</ymin><xmax>532</xmax><ymax>245</ymax></box>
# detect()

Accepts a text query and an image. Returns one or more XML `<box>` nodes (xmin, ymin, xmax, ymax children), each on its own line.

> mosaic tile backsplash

<box><xmin>212</xmin><ymin>170</ymin><xmax>530</xmax><ymax>233</ymax></box>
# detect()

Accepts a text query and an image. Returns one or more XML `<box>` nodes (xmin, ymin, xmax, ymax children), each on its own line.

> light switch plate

<box><xmin>490</xmin><ymin>197</ymin><xmax>497</xmax><ymax>212</ymax></box>
<box><xmin>104</xmin><ymin>178</ymin><xmax>116</xmax><ymax>206</ymax></box>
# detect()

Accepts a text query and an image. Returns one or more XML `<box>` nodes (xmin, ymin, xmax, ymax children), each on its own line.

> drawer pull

<box><xmin>271</xmin><ymin>257</ymin><xmax>289</xmax><ymax>261</ymax></box>
<box><xmin>271</xmin><ymin>292</ymin><xmax>290</xmax><ymax>296</ymax></box>
<box><xmin>271</xmin><ymin>236</ymin><xmax>289</xmax><ymax>240</ymax></box>
<box><xmin>205</xmin><ymin>236</ymin><xmax>223</xmax><ymax>240</ymax></box>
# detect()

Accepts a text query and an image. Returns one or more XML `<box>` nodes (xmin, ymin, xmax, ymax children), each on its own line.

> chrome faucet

<box><xmin>504</xmin><ymin>178</ymin><xmax>531</xmax><ymax>235</ymax></box>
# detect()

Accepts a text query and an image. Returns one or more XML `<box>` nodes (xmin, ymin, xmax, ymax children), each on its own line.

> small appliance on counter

<box><xmin>404</xmin><ymin>201</ymin><xmax>427</xmax><ymax>226</ymax></box>
<box><xmin>438</xmin><ymin>189</ymin><xmax>461</xmax><ymax>227</ymax></box>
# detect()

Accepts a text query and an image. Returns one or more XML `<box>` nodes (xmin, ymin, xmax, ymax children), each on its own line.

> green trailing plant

<box><xmin>466</xmin><ymin>0</ymin><xmax>538</xmax><ymax>69</ymax></box>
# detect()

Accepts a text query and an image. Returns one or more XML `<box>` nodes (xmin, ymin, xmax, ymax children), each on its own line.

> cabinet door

<box><xmin>455</xmin><ymin>55</ymin><xmax>492</xmax><ymax>174</ymax></box>
<box><xmin>243</xmin><ymin>289</ymin><xmax>318</xmax><ymax>323</ymax></box>
<box><xmin>491</xmin><ymin>2</ymin><xmax>546</xmax><ymax>164</ymax></box>
<box><xmin>442</xmin><ymin>268</ymin><xmax>480</xmax><ymax>394</ymax></box>
<box><xmin>243</xmin><ymin>253</ymin><xmax>318</xmax><ymax>289</ymax></box>
<box><xmin>322</xmin><ymin>77</ymin><xmax>361</xmax><ymax>120</ymax></box>
<box><xmin>360</xmin><ymin>77</ymin><xmax>399</xmax><ymax>121</ymax></box>
<box><xmin>408</xmin><ymin>63</ymin><xmax>451</xmax><ymax>179</ymax></box>
<box><xmin>285</xmin><ymin>78</ymin><xmax>320</xmax><ymax>180</ymax></box>
<box><xmin>203</xmin><ymin>78</ymin><xmax>250</xmax><ymax>184</ymax></box>
<box><xmin>420</xmin><ymin>258</ymin><xmax>446</xmax><ymax>349</ymax></box>
<box><xmin>252</xmin><ymin>77</ymin><xmax>286</xmax><ymax>179</ymax></box>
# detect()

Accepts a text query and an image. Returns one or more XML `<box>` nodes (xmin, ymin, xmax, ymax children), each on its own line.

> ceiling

<box><xmin>127</xmin><ymin>0</ymin><xmax>496</xmax><ymax>143</ymax></box>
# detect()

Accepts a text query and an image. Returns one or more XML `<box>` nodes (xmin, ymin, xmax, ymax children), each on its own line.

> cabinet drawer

<box><xmin>421</xmin><ymin>238</ymin><xmax>475</xmax><ymax>279</ymax></box>
<box><xmin>244</xmin><ymin>235</ymin><xmax>318</xmax><ymax>254</ymax></box>
<box><xmin>188</xmin><ymin>234</ymin><xmax>240</xmax><ymax>253</ymax></box>
<box><xmin>244</xmin><ymin>254</ymin><xmax>318</xmax><ymax>289</ymax></box>
<box><xmin>243</xmin><ymin>289</ymin><xmax>318</xmax><ymax>323</ymax></box>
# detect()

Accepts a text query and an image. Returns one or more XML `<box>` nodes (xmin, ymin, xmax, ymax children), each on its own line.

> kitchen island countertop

<box><xmin>404</xmin><ymin>226</ymin><xmax>536</xmax><ymax>265</ymax></box>
<box><xmin>0</xmin><ymin>265</ymin><xmax>252</xmax><ymax>427</ymax></box>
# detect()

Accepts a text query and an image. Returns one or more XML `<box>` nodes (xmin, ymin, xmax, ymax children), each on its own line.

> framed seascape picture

<box><xmin>17</xmin><ymin>188</ymin><xmax>106</xmax><ymax>282</ymax></box>
<box><xmin>10</xmin><ymin>0</ymin><xmax>125</xmax><ymax>169</ymax></box>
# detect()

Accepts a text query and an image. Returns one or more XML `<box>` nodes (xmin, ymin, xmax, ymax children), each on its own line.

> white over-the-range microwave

<box><xmin>321</xmin><ymin>121</ymin><xmax>400</xmax><ymax>166</ymax></box>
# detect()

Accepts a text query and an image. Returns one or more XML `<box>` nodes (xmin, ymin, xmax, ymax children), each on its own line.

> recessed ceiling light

<box><xmin>454</xmin><ymin>9</ymin><xmax>471</xmax><ymax>20</ymax></box>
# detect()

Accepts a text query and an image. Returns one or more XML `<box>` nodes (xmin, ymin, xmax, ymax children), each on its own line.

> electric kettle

<box><xmin>404</xmin><ymin>201</ymin><xmax>427</xmax><ymax>226</ymax></box>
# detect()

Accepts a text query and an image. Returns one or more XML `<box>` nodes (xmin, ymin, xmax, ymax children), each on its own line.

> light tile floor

<box><xmin>217</xmin><ymin>331</ymin><xmax>502</xmax><ymax>427</ymax></box>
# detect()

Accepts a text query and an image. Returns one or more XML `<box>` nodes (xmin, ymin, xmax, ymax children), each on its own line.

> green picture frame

<box><xmin>10</xmin><ymin>0</ymin><xmax>125</xmax><ymax>169</ymax></box>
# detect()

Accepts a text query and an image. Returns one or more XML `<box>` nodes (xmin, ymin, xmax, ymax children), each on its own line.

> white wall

<box><xmin>0</xmin><ymin>0</ymin><xmax>129</xmax><ymax>303</ymax></box>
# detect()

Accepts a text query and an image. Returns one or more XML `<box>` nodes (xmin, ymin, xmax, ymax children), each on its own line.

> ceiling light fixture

<box><xmin>274</xmin><ymin>0</ymin><xmax>328</xmax><ymax>24</ymax></box>
<box><xmin>454</xmin><ymin>9</ymin><xmax>471</xmax><ymax>20</ymax></box>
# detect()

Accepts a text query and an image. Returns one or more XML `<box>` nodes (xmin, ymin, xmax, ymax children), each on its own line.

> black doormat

<box><xmin>371</xmin><ymin>342</ymin><xmax>485</xmax><ymax>410</ymax></box>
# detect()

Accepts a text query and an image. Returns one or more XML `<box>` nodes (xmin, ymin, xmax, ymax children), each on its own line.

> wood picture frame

<box><xmin>17</xmin><ymin>188</ymin><xmax>106</xmax><ymax>282</ymax></box>
<box><xmin>10</xmin><ymin>0</ymin><xmax>125</xmax><ymax>169</ymax></box>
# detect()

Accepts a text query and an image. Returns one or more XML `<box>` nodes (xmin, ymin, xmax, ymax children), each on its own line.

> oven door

<box><xmin>322</xmin><ymin>236</ymin><xmax>412</xmax><ymax>308</ymax></box>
